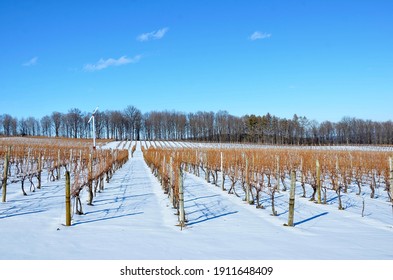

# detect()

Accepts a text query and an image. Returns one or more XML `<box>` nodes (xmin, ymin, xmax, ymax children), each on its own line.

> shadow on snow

<box><xmin>294</xmin><ymin>212</ymin><xmax>329</xmax><ymax>227</ymax></box>
<box><xmin>72</xmin><ymin>211</ymin><xmax>144</xmax><ymax>226</ymax></box>
<box><xmin>0</xmin><ymin>209</ymin><xmax>46</xmax><ymax>219</ymax></box>
<box><xmin>187</xmin><ymin>211</ymin><xmax>238</xmax><ymax>226</ymax></box>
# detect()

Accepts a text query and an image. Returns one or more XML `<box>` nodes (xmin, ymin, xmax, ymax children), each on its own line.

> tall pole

<box><xmin>178</xmin><ymin>165</ymin><xmax>185</xmax><ymax>229</ymax></box>
<box><xmin>245</xmin><ymin>156</ymin><xmax>250</xmax><ymax>203</ymax></box>
<box><xmin>276</xmin><ymin>155</ymin><xmax>280</xmax><ymax>191</ymax></box>
<box><xmin>286</xmin><ymin>170</ymin><xmax>296</xmax><ymax>227</ymax></box>
<box><xmin>57</xmin><ymin>149</ymin><xmax>61</xmax><ymax>180</ymax></box>
<box><xmin>37</xmin><ymin>151</ymin><xmax>42</xmax><ymax>189</ymax></box>
<box><xmin>65</xmin><ymin>171</ymin><xmax>71</xmax><ymax>226</ymax></box>
<box><xmin>316</xmin><ymin>159</ymin><xmax>321</xmax><ymax>204</ymax></box>
<box><xmin>89</xmin><ymin>107</ymin><xmax>98</xmax><ymax>150</ymax></box>
<box><xmin>92</xmin><ymin>114</ymin><xmax>96</xmax><ymax>149</ymax></box>
<box><xmin>390</xmin><ymin>157</ymin><xmax>393</xmax><ymax>203</ymax></box>
<box><xmin>221</xmin><ymin>151</ymin><xmax>225</xmax><ymax>191</ymax></box>
<box><xmin>2</xmin><ymin>146</ymin><xmax>10</xmax><ymax>203</ymax></box>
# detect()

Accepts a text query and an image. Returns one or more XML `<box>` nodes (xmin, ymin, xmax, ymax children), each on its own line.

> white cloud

<box><xmin>249</xmin><ymin>31</ymin><xmax>271</xmax><ymax>41</ymax></box>
<box><xmin>23</xmin><ymin>56</ymin><xmax>38</xmax><ymax>66</ymax></box>
<box><xmin>83</xmin><ymin>55</ymin><xmax>142</xmax><ymax>72</ymax></box>
<box><xmin>137</xmin><ymin>27</ymin><xmax>169</xmax><ymax>42</ymax></box>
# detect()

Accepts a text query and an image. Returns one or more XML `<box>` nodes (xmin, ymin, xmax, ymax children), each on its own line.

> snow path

<box><xmin>1</xmin><ymin>141</ymin><xmax>393</xmax><ymax>260</ymax></box>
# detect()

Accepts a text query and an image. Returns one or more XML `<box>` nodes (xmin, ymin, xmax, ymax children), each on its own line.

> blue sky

<box><xmin>0</xmin><ymin>0</ymin><xmax>392</xmax><ymax>122</ymax></box>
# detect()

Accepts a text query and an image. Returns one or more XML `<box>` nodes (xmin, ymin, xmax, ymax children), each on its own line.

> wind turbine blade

<box><xmin>88</xmin><ymin>115</ymin><xmax>94</xmax><ymax>123</ymax></box>
<box><xmin>92</xmin><ymin>106</ymin><xmax>99</xmax><ymax>115</ymax></box>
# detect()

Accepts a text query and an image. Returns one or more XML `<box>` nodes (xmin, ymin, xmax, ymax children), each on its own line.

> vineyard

<box><xmin>1</xmin><ymin>137</ymin><xmax>393</xmax><ymax>259</ymax></box>
<box><xmin>142</xmin><ymin>141</ymin><xmax>393</xmax><ymax>227</ymax></box>
<box><xmin>1</xmin><ymin>137</ymin><xmax>130</xmax><ymax>214</ymax></box>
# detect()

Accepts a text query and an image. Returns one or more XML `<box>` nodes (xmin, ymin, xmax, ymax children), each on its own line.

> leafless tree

<box><xmin>67</xmin><ymin>108</ymin><xmax>83</xmax><ymax>138</ymax></box>
<box><xmin>41</xmin><ymin>115</ymin><xmax>52</xmax><ymax>136</ymax></box>
<box><xmin>124</xmin><ymin>105</ymin><xmax>141</xmax><ymax>140</ymax></box>
<box><xmin>51</xmin><ymin>112</ymin><xmax>62</xmax><ymax>137</ymax></box>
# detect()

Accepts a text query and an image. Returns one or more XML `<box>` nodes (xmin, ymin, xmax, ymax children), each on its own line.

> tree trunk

<box><xmin>75</xmin><ymin>195</ymin><xmax>83</xmax><ymax>215</ymax></box>
<box><xmin>310</xmin><ymin>185</ymin><xmax>316</xmax><ymax>201</ymax></box>
<box><xmin>100</xmin><ymin>175</ymin><xmax>104</xmax><ymax>192</ymax></box>
<box><xmin>21</xmin><ymin>178</ymin><xmax>27</xmax><ymax>196</ymax></box>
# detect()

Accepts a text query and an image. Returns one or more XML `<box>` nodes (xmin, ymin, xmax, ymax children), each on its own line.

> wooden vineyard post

<box><xmin>169</xmin><ymin>156</ymin><xmax>174</xmax><ymax>207</ymax></box>
<box><xmin>300</xmin><ymin>157</ymin><xmax>306</xmax><ymax>197</ymax></box>
<box><xmin>245</xmin><ymin>156</ymin><xmax>250</xmax><ymax>203</ymax></box>
<box><xmin>37</xmin><ymin>152</ymin><xmax>42</xmax><ymax>189</ymax></box>
<box><xmin>221</xmin><ymin>152</ymin><xmax>226</xmax><ymax>191</ymax></box>
<box><xmin>56</xmin><ymin>149</ymin><xmax>61</xmax><ymax>180</ymax></box>
<box><xmin>204</xmin><ymin>153</ymin><xmax>210</xmax><ymax>183</ymax></box>
<box><xmin>2</xmin><ymin>146</ymin><xmax>11</xmax><ymax>203</ymax></box>
<box><xmin>243</xmin><ymin>154</ymin><xmax>250</xmax><ymax>203</ymax></box>
<box><xmin>276</xmin><ymin>155</ymin><xmax>280</xmax><ymax>191</ymax></box>
<box><xmin>65</xmin><ymin>171</ymin><xmax>71</xmax><ymax>226</ymax></box>
<box><xmin>389</xmin><ymin>157</ymin><xmax>393</xmax><ymax>198</ymax></box>
<box><xmin>69</xmin><ymin>149</ymin><xmax>73</xmax><ymax>172</ymax></box>
<box><xmin>195</xmin><ymin>150</ymin><xmax>199</xmax><ymax>177</ymax></box>
<box><xmin>178</xmin><ymin>165</ymin><xmax>185</xmax><ymax>229</ymax></box>
<box><xmin>316</xmin><ymin>159</ymin><xmax>321</xmax><ymax>204</ymax></box>
<box><xmin>161</xmin><ymin>155</ymin><xmax>166</xmax><ymax>187</ymax></box>
<box><xmin>285</xmin><ymin>170</ymin><xmax>296</xmax><ymax>227</ymax></box>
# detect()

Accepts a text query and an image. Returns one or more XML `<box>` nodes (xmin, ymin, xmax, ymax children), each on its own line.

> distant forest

<box><xmin>1</xmin><ymin>105</ymin><xmax>393</xmax><ymax>145</ymax></box>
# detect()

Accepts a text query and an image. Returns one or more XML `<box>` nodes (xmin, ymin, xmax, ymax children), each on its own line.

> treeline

<box><xmin>1</xmin><ymin>106</ymin><xmax>393</xmax><ymax>145</ymax></box>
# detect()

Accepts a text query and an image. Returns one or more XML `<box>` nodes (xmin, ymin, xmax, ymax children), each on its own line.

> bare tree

<box><xmin>51</xmin><ymin>112</ymin><xmax>63</xmax><ymax>137</ymax></box>
<box><xmin>124</xmin><ymin>105</ymin><xmax>142</xmax><ymax>140</ymax></box>
<box><xmin>108</xmin><ymin>110</ymin><xmax>126</xmax><ymax>140</ymax></box>
<box><xmin>94</xmin><ymin>111</ymin><xmax>105</xmax><ymax>139</ymax></box>
<box><xmin>2</xmin><ymin>114</ymin><xmax>16</xmax><ymax>136</ymax></box>
<box><xmin>0</xmin><ymin>115</ymin><xmax>3</xmax><ymax>135</ymax></box>
<box><xmin>41</xmin><ymin>115</ymin><xmax>52</xmax><ymax>137</ymax></box>
<box><xmin>67</xmin><ymin>108</ymin><xmax>83</xmax><ymax>138</ymax></box>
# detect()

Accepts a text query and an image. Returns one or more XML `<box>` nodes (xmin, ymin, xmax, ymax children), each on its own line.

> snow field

<box><xmin>0</xmin><ymin>140</ymin><xmax>392</xmax><ymax>260</ymax></box>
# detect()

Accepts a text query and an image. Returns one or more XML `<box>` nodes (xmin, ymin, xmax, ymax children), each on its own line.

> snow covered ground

<box><xmin>0</xmin><ymin>141</ymin><xmax>392</xmax><ymax>260</ymax></box>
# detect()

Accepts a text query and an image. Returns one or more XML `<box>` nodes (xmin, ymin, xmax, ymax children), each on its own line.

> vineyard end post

<box><xmin>178</xmin><ymin>165</ymin><xmax>185</xmax><ymax>229</ymax></box>
<box><xmin>286</xmin><ymin>170</ymin><xmax>296</xmax><ymax>227</ymax></box>
<box><xmin>65</xmin><ymin>171</ymin><xmax>71</xmax><ymax>226</ymax></box>
<box><xmin>316</xmin><ymin>159</ymin><xmax>321</xmax><ymax>204</ymax></box>
<box><xmin>390</xmin><ymin>157</ymin><xmax>393</xmax><ymax>204</ymax></box>
<box><xmin>2</xmin><ymin>146</ymin><xmax>11</xmax><ymax>203</ymax></box>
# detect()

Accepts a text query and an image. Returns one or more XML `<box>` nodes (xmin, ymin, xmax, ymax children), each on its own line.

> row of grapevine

<box><xmin>143</xmin><ymin>143</ymin><xmax>393</xmax><ymax>228</ymax></box>
<box><xmin>142</xmin><ymin>145</ymin><xmax>186</xmax><ymax>228</ymax></box>
<box><xmin>1</xmin><ymin>139</ymin><xmax>129</xmax><ymax>217</ymax></box>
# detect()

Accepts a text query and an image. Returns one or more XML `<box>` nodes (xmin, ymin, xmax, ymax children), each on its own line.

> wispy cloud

<box><xmin>23</xmin><ymin>56</ymin><xmax>38</xmax><ymax>66</ymax></box>
<box><xmin>137</xmin><ymin>27</ymin><xmax>169</xmax><ymax>42</ymax></box>
<box><xmin>83</xmin><ymin>55</ymin><xmax>142</xmax><ymax>72</ymax></box>
<box><xmin>249</xmin><ymin>31</ymin><xmax>271</xmax><ymax>41</ymax></box>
